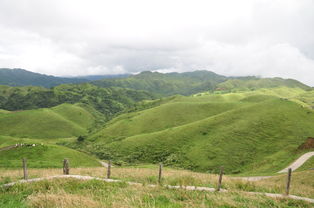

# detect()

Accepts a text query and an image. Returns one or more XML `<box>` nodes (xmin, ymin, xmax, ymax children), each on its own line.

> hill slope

<box><xmin>86</xmin><ymin>87</ymin><xmax>314</xmax><ymax>174</ymax></box>
<box><xmin>0</xmin><ymin>103</ymin><xmax>97</xmax><ymax>139</ymax></box>
<box><xmin>216</xmin><ymin>77</ymin><xmax>310</xmax><ymax>91</ymax></box>
<box><xmin>0</xmin><ymin>83</ymin><xmax>155</xmax><ymax>120</ymax></box>
<box><xmin>0</xmin><ymin>143</ymin><xmax>101</xmax><ymax>168</ymax></box>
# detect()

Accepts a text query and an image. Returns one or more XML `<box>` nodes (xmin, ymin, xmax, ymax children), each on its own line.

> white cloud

<box><xmin>0</xmin><ymin>0</ymin><xmax>313</xmax><ymax>85</ymax></box>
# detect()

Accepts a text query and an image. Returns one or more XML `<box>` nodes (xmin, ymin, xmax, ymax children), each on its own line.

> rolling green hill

<box><xmin>86</xmin><ymin>87</ymin><xmax>314</xmax><ymax>174</ymax></box>
<box><xmin>216</xmin><ymin>77</ymin><xmax>310</xmax><ymax>91</ymax></box>
<box><xmin>0</xmin><ymin>143</ymin><xmax>101</xmax><ymax>168</ymax></box>
<box><xmin>0</xmin><ymin>103</ymin><xmax>97</xmax><ymax>139</ymax></box>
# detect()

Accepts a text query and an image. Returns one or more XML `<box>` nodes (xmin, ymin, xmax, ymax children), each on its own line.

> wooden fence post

<box><xmin>22</xmin><ymin>158</ymin><xmax>28</xmax><ymax>180</ymax></box>
<box><xmin>217</xmin><ymin>166</ymin><xmax>224</xmax><ymax>191</ymax></box>
<box><xmin>63</xmin><ymin>159</ymin><xmax>69</xmax><ymax>175</ymax></box>
<box><xmin>107</xmin><ymin>160</ymin><xmax>111</xmax><ymax>179</ymax></box>
<box><xmin>285</xmin><ymin>168</ymin><xmax>292</xmax><ymax>195</ymax></box>
<box><xmin>158</xmin><ymin>163</ymin><xmax>163</xmax><ymax>184</ymax></box>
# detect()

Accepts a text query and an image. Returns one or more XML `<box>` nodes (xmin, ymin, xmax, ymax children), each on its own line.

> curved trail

<box><xmin>1</xmin><ymin>175</ymin><xmax>313</xmax><ymax>204</ymax></box>
<box><xmin>99</xmin><ymin>161</ymin><xmax>109</xmax><ymax>167</ymax></box>
<box><xmin>278</xmin><ymin>152</ymin><xmax>314</xmax><ymax>173</ymax></box>
<box><xmin>239</xmin><ymin>151</ymin><xmax>314</xmax><ymax>181</ymax></box>
<box><xmin>0</xmin><ymin>145</ymin><xmax>19</xmax><ymax>152</ymax></box>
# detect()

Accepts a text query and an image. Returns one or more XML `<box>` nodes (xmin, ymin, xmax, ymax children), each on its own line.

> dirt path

<box><xmin>1</xmin><ymin>175</ymin><xmax>313</xmax><ymax>204</ymax></box>
<box><xmin>278</xmin><ymin>152</ymin><xmax>314</xmax><ymax>173</ymax></box>
<box><xmin>238</xmin><ymin>176</ymin><xmax>273</xmax><ymax>181</ymax></box>
<box><xmin>99</xmin><ymin>161</ymin><xmax>109</xmax><ymax>167</ymax></box>
<box><xmin>0</xmin><ymin>145</ymin><xmax>19</xmax><ymax>152</ymax></box>
<box><xmin>239</xmin><ymin>151</ymin><xmax>314</xmax><ymax>181</ymax></box>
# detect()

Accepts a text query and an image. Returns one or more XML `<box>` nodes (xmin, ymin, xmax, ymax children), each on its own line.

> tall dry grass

<box><xmin>1</xmin><ymin>166</ymin><xmax>313</xmax><ymax>198</ymax></box>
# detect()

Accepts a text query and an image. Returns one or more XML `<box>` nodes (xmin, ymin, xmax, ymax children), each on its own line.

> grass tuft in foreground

<box><xmin>1</xmin><ymin>178</ymin><xmax>313</xmax><ymax>208</ymax></box>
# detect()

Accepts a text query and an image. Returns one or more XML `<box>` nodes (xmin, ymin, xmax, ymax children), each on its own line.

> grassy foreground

<box><xmin>0</xmin><ymin>166</ymin><xmax>313</xmax><ymax>208</ymax></box>
<box><xmin>1</xmin><ymin>166</ymin><xmax>313</xmax><ymax>197</ymax></box>
<box><xmin>1</xmin><ymin>179</ymin><xmax>312</xmax><ymax>208</ymax></box>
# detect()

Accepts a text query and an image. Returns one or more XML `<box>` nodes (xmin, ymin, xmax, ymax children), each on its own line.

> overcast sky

<box><xmin>0</xmin><ymin>0</ymin><xmax>314</xmax><ymax>85</ymax></box>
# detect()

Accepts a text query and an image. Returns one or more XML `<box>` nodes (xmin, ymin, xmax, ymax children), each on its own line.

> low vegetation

<box><xmin>0</xmin><ymin>166</ymin><xmax>313</xmax><ymax>208</ymax></box>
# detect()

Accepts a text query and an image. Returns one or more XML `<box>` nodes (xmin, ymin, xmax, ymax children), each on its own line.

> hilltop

<box><xmin>93</xmin><ymin>70</ymin><xmax>227</xmax><ymax>96</ymax></box>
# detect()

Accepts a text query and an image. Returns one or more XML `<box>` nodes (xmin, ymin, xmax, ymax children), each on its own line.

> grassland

<box><xmin>298</xmin><ymin>156</ymin><xmax>314</xmax><ymax>171</ymax></box>
<box><xmin>0</xmin><ymin>103</ymin><xmax>96</xmax><ymax>139</ymax></box>
<box><xmin>2</xmin><ymin>166</ymin><xmax>313</xmax><ymax>197</ymax></box>
<box><xmin>0</xmin><ymin>166</ymin><xmax>313</xmax><ymax>208</ymax></box>
<box><xmin>0</xmin><ymin>144</ymin><xmax>101</xmax><ymax>168</ymax></box>
<box><xmin>87</xmin><ymin>87</ymin><xmax>314</xmax><ymax>175</ymax></box>
<box><xmin>0</xmin><ymin>136</ymin><xmax>101</xmax><ymax>169</ymax></box>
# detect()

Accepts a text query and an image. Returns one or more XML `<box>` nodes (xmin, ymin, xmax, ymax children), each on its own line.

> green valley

<box><xmin>85</xmin><ymin>87</ymin><xmax>314</xmax><ymax>175</ymax></box>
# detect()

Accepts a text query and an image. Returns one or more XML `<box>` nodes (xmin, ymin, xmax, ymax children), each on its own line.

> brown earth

<box><xmin>298</xmin><ymin>137</ymin><xmax>314</xmax><ymax>150</ymax></box>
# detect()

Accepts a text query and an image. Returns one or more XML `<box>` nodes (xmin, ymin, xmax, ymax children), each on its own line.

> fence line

<box><xmin>9</xmin><ymin>158</ymin><xmax>300</xmax><ymax>199</ymax></box>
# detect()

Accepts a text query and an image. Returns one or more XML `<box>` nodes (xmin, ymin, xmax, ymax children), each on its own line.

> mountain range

<box><xmin>0</xmin><ymin>68</ymin><xmax>129</xmax><ymax>88</ymax></box>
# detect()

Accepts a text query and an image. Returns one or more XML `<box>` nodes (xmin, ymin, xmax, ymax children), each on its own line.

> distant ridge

<box><xmin>0</xmin><ymin>68</ymin><xmax>129</xmax><ymax>88</ymax></box>
<box><xmin>0</xmin><ymin>68</ymin><xmax>310</xmax><ymax>93</ymax></box>
<box><xmin>0</xmin><ymin>68</ymin><xmax>88</xmax><ymax>88</ymax></box>
<box><xmin>93</xmin><ymin>70</ymin><xmax>310</xmax><ymax>96</ymax></box>
<box><xmin>74</xmin><ymin>74</ymin><xmax>130</xmax><ymax>81</ymax></box>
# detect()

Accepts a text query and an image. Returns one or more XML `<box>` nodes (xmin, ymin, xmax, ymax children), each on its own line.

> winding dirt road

<box><xmin>239</xmin><ymin>151</ymin><xmax>314</xmax><ymax>181</ymax></box>
<box><xmin>278</xmin><ymin>152</ymin><xmax>314</xmax><ymax>173</ymax></box>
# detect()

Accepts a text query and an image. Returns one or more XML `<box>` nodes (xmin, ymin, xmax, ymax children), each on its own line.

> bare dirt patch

<box><xmin>298</xmin><ymin>137</ymin><xmax>314</xmax><ymax>150</ymax></box>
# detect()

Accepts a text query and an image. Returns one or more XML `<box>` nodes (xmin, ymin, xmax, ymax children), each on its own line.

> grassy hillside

<box><xmin>0</xmin><ymin>144</ymin><xmax>101</xmax><ymax>168</ymax></box>
<box><xmin>86</xmin><ymin>87</ymin><xmax>314</xmax><ymax>174</ymax></box>
<box><xmin>0</xmin><ymin>103</ymin><xmax>96</xmax><ymax>139</ymax></box>
<box><xmin>0</xmin><ymin>83</ymin><xmax>155</xmax><ymax>120</ymax></box>
<box><xmin>298</xmin><ymin>157</ymin><xmax>314</xmax><ymax>171</ymax></box>
<box><xmin>216</xmin><ymin>77</ymin><xmax>310</xmax><ymax>91</ymax></box>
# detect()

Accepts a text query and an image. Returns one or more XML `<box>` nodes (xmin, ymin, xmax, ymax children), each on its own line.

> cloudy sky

<box><xmin>0</xmin><ymin>0</ymin><xmax>314</xmax><ymax>85</ymax></box>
